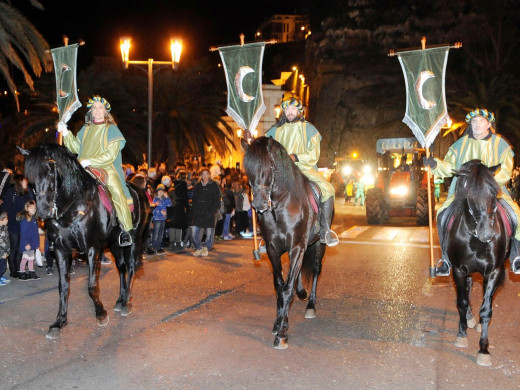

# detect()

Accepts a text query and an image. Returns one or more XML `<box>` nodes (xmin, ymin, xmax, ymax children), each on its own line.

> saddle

<box><xmin>307</xmin><ymin>182</ymin><xmax>322</xmax><ymax>246</ymax></box>
<box><xmin>85</xmin><ymin>167</ymin><xmax>113</xmax><ymax>214</ymax></box>
<box><xmin>308</xmin><ymin>182</ymin><xmax>321</xmax><ymax>214</ymax></box>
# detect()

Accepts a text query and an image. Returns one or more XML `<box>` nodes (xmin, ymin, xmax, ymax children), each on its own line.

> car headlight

<box><xmin>363</xmin><ymin>165</ymin><xmax>371</xmax><ymax>174</ymax></box>
<box><xmin>389</xmin><ymin>185</ymin><xmax>408</xmax><ymax>196</ymax></box>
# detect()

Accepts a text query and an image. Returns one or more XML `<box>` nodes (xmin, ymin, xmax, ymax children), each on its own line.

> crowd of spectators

<box><xmin>0</xmin><ymin>155</ymin><xmax>257</xmax><ymax>287</ymax></box>
<box><xmin>125</xmin><ymin>158</ymin><xmax>255</xmax><ymax>258</ymax></box>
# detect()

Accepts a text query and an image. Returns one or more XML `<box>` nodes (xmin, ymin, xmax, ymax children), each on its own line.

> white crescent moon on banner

<box><xmin>59</xmin><ymin>64</ymin><xmax>72</xmax><ymax>98</ymax></box>
<box><xmin>415</xmin><ymin>70</ymin><xmax>437</xmax><ymax>110</ymax></box>
<box><xmin>234</xmin><ymin>66</ymin><xmax>255</xmax><ymax>102</ymax></box>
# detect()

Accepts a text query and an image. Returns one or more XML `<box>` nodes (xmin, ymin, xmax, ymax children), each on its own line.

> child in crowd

<box><xmin>17</xmin><ymin>200</ymin><xmax>40</xmax><ymax>281</ymax></box>
<box><xmin>0</xmin><ymin>212</ymin><xmax>10</xmax><ymax>286</ymax></box>
<box><xmin>150</xmin><ymin>184</ymin><xmax>171</xmax><ymax>255</ymax></box>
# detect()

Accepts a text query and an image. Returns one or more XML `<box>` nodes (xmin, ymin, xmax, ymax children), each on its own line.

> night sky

<box><xmin>24</xmin><ymin>0</ymin><xmax>304</xmax><ymax>66</ymax></box>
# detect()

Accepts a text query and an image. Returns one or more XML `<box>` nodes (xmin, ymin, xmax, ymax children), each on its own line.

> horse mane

<box><xmin>452</xmin><ymin>159</ymin><xmax>499</xmax><ymax>209</ymax></box>
<box><xmin>244</xmin><ymin>137</ymin><xmax>309</xmax><ymax>200</ymax></box>
<box><xmin>25</xmin><ymin>144</ymin><xmax>96</xmax><ymax>199</ymax></box>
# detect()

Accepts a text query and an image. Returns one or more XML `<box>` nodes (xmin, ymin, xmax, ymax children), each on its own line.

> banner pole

<box><xmin>426</xmin><ymin>147</ymin><xmax>436</xmax><ymax>278</ymax></box>
<box><xmin>57</xmin><ymin>36</ymin><xmax>69</xmax><ymax>146</ymax></box>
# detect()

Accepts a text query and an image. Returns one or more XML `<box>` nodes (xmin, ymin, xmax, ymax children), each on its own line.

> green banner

<box><xmin>50</xmin><ymin>44</ymin><xmax>81</xmax><ymax>123</ymax></box>
<box><xmin>398</xmin><ymin>47</ymin><xmax>450</xmax><ymax>148</ymax></box>
<box><xmin>218</xmin><ymin>42</ymin><xmax>266</xmax><ymax>131</ymax></box>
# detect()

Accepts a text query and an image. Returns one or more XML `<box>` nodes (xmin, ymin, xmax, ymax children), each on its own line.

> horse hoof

<box><xmin>46</xmin><ymin>328</ymin><xmax>61</xmax><ymax>340</ymax></box>
<box><xmin>467</xmin><ymin>317</ymin><xmax>477</xmax><ymax>329</ymax></box>
<box><xmin>97</xmin><ymin>315</ymin><xmax>110</xmax><ymax>327</ymax></box>
<box><xmin>475</xmin><ymin>323</ymin><xmax>482</xmax><ymax>333</ymax></box>
<box><xmin>305</xmin><ymin>308</ymin><xmax>316</xmax><ymax>319</ymax></box>
<box><xmin>477</xmin><ymin>352</ymin><xmax>492</xmax><ymax>366</ymax></box>
<box><xmin>121</xmin><ymin>305</ymin><xmax>133</xmax><ymax>317</ymax></box>
<box><xmin>114</xmin><ymin>302</ymin><xmax>122</xmax><ymax>312</ymax></box>
<box><xmin>296</xmin><ymin>289</ymin><xmax>308</xmax><ymax>301</ymax></box>
<box><xmin>455</xmin><ymin>336</ymin><xmax>468</xmax><ymax>348</ymax></box>
<box><xmin>273</xmin><ymin>337</ymin><xmax>288</xmax><ymax>350</ymax></box>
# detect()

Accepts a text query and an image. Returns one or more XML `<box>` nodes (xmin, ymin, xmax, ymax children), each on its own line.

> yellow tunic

<box><xmin>63</xmin><ymin>123</ymin><xmax>133</xmax><ymax>232</ymax></box>
<box><xmin>266</xmin><ymin>121</ymin><xmax>335</xmax><ymax>201</ymax></box>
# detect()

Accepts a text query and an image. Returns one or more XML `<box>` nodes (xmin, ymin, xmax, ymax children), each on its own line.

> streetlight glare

<box><xmin>119</xmin><ymin>36</ymin><xmax>182</xmax><ymax>169</ymax></box>
<box><xmin>170</xmin><ymin>39</ymin><xmax>183</xmax><ymax>69</ymax></box>
<box><xmin>120</xmin><ymin>37</ymin><xmax>131</xmax><ymax>69</ymax></box>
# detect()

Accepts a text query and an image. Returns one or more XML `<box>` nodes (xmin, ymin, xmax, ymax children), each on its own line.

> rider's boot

<box><xmin>119</xmin><ymin>230</ymin><xmax>133</xmax><ymax>247</ymax></box>
<box><xmin>435</xmin><ymin>209</ymin><xmax>451</xmax><ymax>277</ymax></box>
<box><xmin>510</xmin><ymin>237</ymin><xmax>520</xmax><ymax>274</ymax></box>
<box><xmin>320</xmin><ymin>197</ymin><xmax>339</xmax><ymax>247</ymax></box>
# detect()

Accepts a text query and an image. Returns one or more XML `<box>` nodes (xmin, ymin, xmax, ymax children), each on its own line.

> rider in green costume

<box><xmin>58</xmin><ymin>96</ymin><xmax>134</xmax><ymax>246</ymax></box>
<box><xmin>424</xmin><ymin>108</ymin><xmax>520</xmax><ymax>276</ymax></box>
<box><xmin>264</xmin><ymin>94</ymin><xmax>339</xmax><ymax>246</ymax></box>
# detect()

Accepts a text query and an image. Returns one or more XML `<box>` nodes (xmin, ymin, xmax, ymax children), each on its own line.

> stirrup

<box><xmin>324</xmin><ymin>230</ymin><xmax>339</xmax><ymax>247</ymax></box>
<box><xmin>511</xmin><ymin>256</ymin><xmax>520</xmax><ymax>275</ymax></box>
<box><xmin>119</xmin><ymin>231</ymin><xmax>133</xmax><ymax>247</ymax></box>
<box><xmin>435</xmin><ymin>258</ymin><xmax>451</xmax><ymax>277</ymax></box>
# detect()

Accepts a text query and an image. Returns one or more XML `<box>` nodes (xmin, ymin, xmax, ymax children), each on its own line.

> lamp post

<box><xmin>120</xmin><ymin>37</ymin><xmax>183</xmax><ymax>169</ymax></box>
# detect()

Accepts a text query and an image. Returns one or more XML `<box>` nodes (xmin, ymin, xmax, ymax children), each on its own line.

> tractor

<box><xmin>365</xmin><ymin>137</ymin><xmax>434</xmax><ymax>225</ymax></box>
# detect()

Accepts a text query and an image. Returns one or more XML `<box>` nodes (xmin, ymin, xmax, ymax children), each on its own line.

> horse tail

<box><xmin>301</xmin><ymin>240</ymin><xmax>319</xmax><ymax>284</ymax></box>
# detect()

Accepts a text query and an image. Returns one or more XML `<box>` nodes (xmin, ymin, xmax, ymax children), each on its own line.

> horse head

<box><xmin>22</xmin><ymin>144</ymin><xmax>92</xmax><ymax>220</ymax></box>
<box><xmin>244</xmin><ymin>137</ymin><xmax>277</xmax><ymax>213</ymax></box>
<box><xmin>455</xmin><ymin>160</ymin><xmax>501</xmax><ymax>243</ymax></box>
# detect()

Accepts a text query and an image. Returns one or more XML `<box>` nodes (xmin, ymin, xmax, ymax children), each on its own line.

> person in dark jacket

<box><xmin>0</xmin><ymin>175</ymin><xmax>35</xmax><ymax>277</ymax></box>
<box><xmin>166</xmin><ymin>170</ymin><xmax>189</xmax><ymax>252</ymax></box>
<box><xmin>191</xmin><ymin>168</ymin><xmax>222</xmax><ymax>257</ymax></box>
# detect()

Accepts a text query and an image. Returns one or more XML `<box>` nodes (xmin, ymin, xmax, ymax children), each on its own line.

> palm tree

<box><xmin>152</xmin><ymin>60</ymin><xmax>234</xmax><ymax>168</ymax></box>
<box><xmin>0</xmin><ymin>0</ymin><xmax>52</xmax><ymax>111</ymax></box>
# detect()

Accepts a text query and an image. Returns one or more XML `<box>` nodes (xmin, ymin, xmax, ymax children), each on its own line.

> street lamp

<box><xmin>119</xmin><ymin>37</ymin><xmax>183</xmax><ymax>169</ymax></box>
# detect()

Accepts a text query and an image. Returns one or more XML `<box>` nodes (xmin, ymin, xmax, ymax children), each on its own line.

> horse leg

<box><xmin>46</xmin><ymin>250</ymin><xmax>72</xmax><ymax>339</ymax></box>
<box><xmin>454</xmin><ymin>273</ymin><xmax>470</xmax><ymax>348</ymax></box>
<box><xmin>465</xmin><ymin>276</ymin><xmax>478</xmax><ymax>329</ymax></box>
<box><xmin>295</xmin><ymin>272</ymin><xmax>308</xmax><ymax>301</ymax></box>
<box><xmin>305</xmin><ymin>243</ymin><xmax>325</xmax><ymax>319</ymax></box>
<box><xmin>87</xmin><ymin>247</ymin><xmax>109</xmax><ymax>327</ymax></box>
<box><xmin>269</xmin><ymin>252</ymin><xmax>285</xmax><ymax>335</ymax></box>
<box><xmin>273</xmin><ymin>246</ymin><xmax>305</xmax><ymax>350</ymax></box>
<box><xmin>476</xmin><ymin>272</ymin><xmax>500</xmax><ymax>366</ymax></box>
<box><xmin>111</xmin><ymin>244</ymin><xmax>133</xmax><ymax>316</ymax></box>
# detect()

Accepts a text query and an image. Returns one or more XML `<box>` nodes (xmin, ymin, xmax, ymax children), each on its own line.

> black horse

<box><xmin>243</xmin><ymin>136</ymin><xmax>327</xmax><ymax>349</ymax></box>
<box><xmin>21</xmin><ymin>144</ymin><xmax>151</xmax><ymax>339</ymax></box>
<box><xmin>446</xmin><ymin>159</ymin><xmax>511</xmax><ymax>366</ymax></box>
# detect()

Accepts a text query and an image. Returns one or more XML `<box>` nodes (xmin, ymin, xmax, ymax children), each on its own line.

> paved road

<box><xmin>1</xmin><ymin>200</ymin><xmax>520</xmax><ymax>389</ymax></box>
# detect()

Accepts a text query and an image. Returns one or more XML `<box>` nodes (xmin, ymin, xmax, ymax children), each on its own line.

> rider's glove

<box><xmin>57</xmin><ymin>121</ymin><xmax>70</xmax><ymax>137</ymax></box>
<box><xmin>423</xmin><ymin>156</ymin><xmax>437</xmax><ymax>169</ymax></box>
<box><xmin>80</xmin><ymin>159</ymin><xmax>92</xmax><ymax>168</ymax></box>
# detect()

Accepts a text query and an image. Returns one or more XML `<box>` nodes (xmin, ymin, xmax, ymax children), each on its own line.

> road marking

<box><xmin>372</xmin><ymin>227</ymin><xmax>400</xmax><ymax>241</ymax></box>
<box><xmin>409</xmin><ymin>227</ymin><xmax>430</xmax><ymax>242</ymax></box>
<box><xmin>339</xmin><ymin>240</ymin><xmax>440</xmax><ymax>249</ymax></box>
<box><xmin>339</xmin><ymin>225</ymin><xmax>369</xmax><ymax>238</ymax></box>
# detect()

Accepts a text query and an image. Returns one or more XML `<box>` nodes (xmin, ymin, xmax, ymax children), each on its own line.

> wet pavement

<box><xmin>1</xmin><ymin>199</ymin><xmax>520</xmax><ymax>389</ymax></box>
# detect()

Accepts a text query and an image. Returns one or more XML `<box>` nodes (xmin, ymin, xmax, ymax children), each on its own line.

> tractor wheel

<box><xmin>416</xmin><ymin>188</ymin><xmax>434</xmax><ymax>226</ymax></box>
<box><xmin>366</xmin><ymin>188</ymin><xmax>387</xmax><ymax>224</ymax></box>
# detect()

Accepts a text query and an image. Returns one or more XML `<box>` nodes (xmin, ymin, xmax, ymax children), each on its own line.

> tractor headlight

<box><xmin>342</xmin><ymin>166</ymin><xmax>352</xmax><ymax>176</ymax></box>
<box><xmin>389</xmin><ymin>185</ymin><xmax>408</xmax><ymax>197</ymax></box>
<box><xmin>361</xmin><ymin>174</ymin><xmax>375</xmax><ymax>186</ymax></box>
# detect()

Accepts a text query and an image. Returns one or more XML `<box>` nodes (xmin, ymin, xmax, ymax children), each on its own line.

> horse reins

<box><xmin>37</xmin><ymin>158</ymin><xmax>85</xmax><ymax>222</ymax></box>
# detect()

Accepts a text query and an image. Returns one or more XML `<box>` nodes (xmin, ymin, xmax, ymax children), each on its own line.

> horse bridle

<box><xmin>37</xmin><ymin>158</ymin><xmax>78</xmax><ymax>221</ymax></box>
<box><xmin>35</xmin><ymin>158</ymin><xmax>59</xmax><ymax>219</ymax></box>
<box><xmin>253</xmin><ymin>151</ymin><xmax>277</xmax><ymax>211</ymax></box>
<box><xmin>466</xmin><ymin>197</ymin><xmax>498</xmax><ymax>240</ymax></box>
